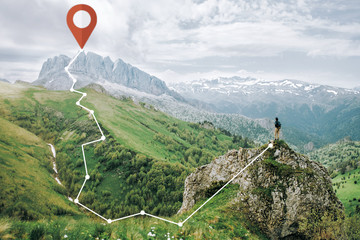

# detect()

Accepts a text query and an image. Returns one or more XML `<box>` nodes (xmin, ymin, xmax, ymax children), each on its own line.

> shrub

<box><xmin>345</xmin><ymin>215</ymin><xmax>360</xmax><ymax>240</ymax></box>
<box><xmin>29</xmin><ymin>224</ymin><xmax>45</xmax><ymax>240</ymax></box>
<box><xmin>205</xmin><ymin>181</ymin><xmax>226</xmax><ymax>198</ymax></box>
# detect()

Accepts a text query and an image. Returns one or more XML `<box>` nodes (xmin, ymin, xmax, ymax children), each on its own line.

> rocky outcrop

<box><xmin>179</xmin><ymin>142</ymin><xmax>345</xmax><ymax>239</ymax></box>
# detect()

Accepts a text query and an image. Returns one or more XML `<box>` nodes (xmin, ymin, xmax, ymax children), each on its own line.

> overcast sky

<box><xmin>0</xmin><ymin>0</ymin><xmax>359</xmax><ymax>88</ymax></box>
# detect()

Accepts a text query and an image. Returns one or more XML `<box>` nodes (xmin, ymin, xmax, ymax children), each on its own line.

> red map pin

<box><xmin>67</xmin><ymin>4</ymin><xmax>97</xmax><ymax>49</ymax></box>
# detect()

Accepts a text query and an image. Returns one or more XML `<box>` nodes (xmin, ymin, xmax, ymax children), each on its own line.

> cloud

<box><xmin>126</xmin><ymin>0</ymin><xmax>360</xmax><ymax>61</ymax></box>
<box><xmin>0</xmin><ymin>0</ymin><xmax>359</xmax><ymax>86</ymax></box>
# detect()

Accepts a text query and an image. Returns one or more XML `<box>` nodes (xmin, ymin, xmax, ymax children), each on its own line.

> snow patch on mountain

<box><xmin>171</xmin><ymin>77</ymin><xmax>358</xmax><ymax>98</ymax></box>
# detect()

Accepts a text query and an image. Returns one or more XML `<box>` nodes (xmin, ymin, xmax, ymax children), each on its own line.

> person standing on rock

<box><xmin>274</xmin><ymin>117</ymin><xmax>281</xmax><ymax>141</ymax></box>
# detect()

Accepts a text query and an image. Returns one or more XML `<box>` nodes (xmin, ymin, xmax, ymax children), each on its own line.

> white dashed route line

<box><xmin>65</xmin><ymin>50</ymin><xmax>273</xmax><ymax>227</ymax></box>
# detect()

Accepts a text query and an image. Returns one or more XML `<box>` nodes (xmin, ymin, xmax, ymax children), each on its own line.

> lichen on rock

<box><xmin>178</xmin><ymin>141</ymin><xmax>345</xmax><ymax>239</ymax></box>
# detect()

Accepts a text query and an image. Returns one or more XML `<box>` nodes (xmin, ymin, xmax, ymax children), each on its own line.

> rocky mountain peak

<box><xmin>179</xmin><ymin>142</ymin><xmax>345</xmax><ymax>239</ymax></box>
<box><xmin>37</xmin><ymin>55</ymin><xmax>70</xmax><ymax>80</ymax></box>
<box><xmin>33</xmin><ymin>52</ymin><xmax>183</xmax><ymax>100</ymax></box>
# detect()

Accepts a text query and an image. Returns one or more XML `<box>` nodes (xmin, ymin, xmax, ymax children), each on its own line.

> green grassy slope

<box><xmin>1</xmin><ymin>185</ymin><xmax>265</xmax><ymax>240</ymax></box>
<box><xmin>0</xmin><ymin>82</ymin><xmax>252</xmax><ymax>221</ymax></box>
<box><xmin>0</xmin><ymin>116</ymin><xmax>80</xmax><ymax>220</ymax></box>
<box><xmin>3</xmin><ymin>82</ymin><xmax>357</xmax><ymax>238</ymax></box>
<box><xmin>307</xmin><ymin>139</ymin><xmax>360</xmax><ymax>214</ymax></box>
<box><xmin>332</xmin><ymin>169</ymin><xmax>360</xmax><ymax>216</ymax></box>
<box><xmin>36</xmin><ymin>87</ymin><xmax>244</xmax><ymax>162</ymax></box>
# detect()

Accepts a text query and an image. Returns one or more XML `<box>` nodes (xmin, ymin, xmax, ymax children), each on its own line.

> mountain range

<box><xmin>170</xmin><ymin>77</ymin><xmax>360</xmax><ymax>113</ymax></box>
<box><xmin>170</xmin><ymin>77</ymin><xmax>360</xmax><ymax>147</ymax></box>
<box><xmin>32</xmin><ymin>52</ymin><xmax>360</xmax><ymax>151</ymax></box>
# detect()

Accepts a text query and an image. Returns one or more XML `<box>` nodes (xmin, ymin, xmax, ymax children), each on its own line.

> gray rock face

<box><xmin>33</xmin><ymin>52</ymin><xmax>183</xmax><ymax>100</ymax></box>
<box><xmin>179</xmin><ymin>143</ymin><xmax>345</xmax><ymax>239</ymax></box>
<box><xmin>34</xmin><ymin>55</ymin><xmax>72</xmax><ymax>90</ymax></box>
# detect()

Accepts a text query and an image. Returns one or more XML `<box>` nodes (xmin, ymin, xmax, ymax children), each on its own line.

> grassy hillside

<box><xmin>1</xmin><ymin>149</ymin><xmax>358</xmax><ymax>239</ymax></box>
<box><xmin>0</xmin><ymin>81</ymin><xmax>252</xmax><ymax>221</ymax></box>
<box><xmin>332</xmin><ymin>169</ymin><xmax>360</xmax><ymax>216</ymax></box>
<box><xmin>0</xmin><ymin>185</ymin><xmax>267</xmax><ymax>240</ymax></box>
<box><xmin>2</xmin><ymin>81</ymin><xmax>358</xmax><ymax>238</ymax></box>
<box><xmin>308</xmin><ymin>138</ymin><xmax>360</xmax><ymax>237</ymax></box>
<box><xmin>0</xmin><ymin>116</ymin><xmax>80</xmax><ymax>220</ymax></box>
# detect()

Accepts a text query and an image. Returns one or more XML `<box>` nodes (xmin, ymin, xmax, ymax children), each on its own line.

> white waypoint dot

<box><xmin>83</xmin><ymin>93</ymin><xmax>87</xmax><ymax>97</ymax></box>
<box><xmin>90</xmin><ymin>110</ymin><xmax>94</xmax><ymax>114</ymax></box>
<box><xmin>76</xmin><ymin>102</ymin><xmax>80</xmax><ymax>106</ymax></box>
<box><xmin>85</xmin><ymin>175</ymin><xmax>90</xmax><ymax>180</ymax></box>
<box><xmin>73</xmin><ymin>10</ymin><xmax>91</xmax><ymax>28</ymax></box>
<box><xmin>74</xmin><ymin>199</ymin><xmax>79</xmax><ymax>204</ymax></box>
<box><xmin>178</xmin><ymin>222</ymin><xmax>183</xmax><ymax>227</ymax></box>
<box><xmin>107</xmin><ymin>219</ymin><xmax>112</xmax><ymax>224</ymax></box>
<box><xmin>269</xmin><ymin>143</ymin><xmax>273</xmax><ymax>149</ymax></box>
<box><xmin>70</xmin><ymin>88</ymin><xmax>74</xmax><ymax>92</ymax></box>
<box><xmin>140</xmin><ymin>210</ymin><xmax>145</xmax><ymax>215</ymax></box>
<box><xmin>101</xmin><ymin>136</ymin><xmax>106</xmax><ymax>141</ymax></box>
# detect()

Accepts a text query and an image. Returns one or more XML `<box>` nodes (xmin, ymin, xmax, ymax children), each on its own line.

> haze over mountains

<box><xmin>170</xmin><ymin>77</ymin><xmax>360</xmax><ymax>115</ymax></box>
<box><xmin>32</xmin><ymin>52</ymin><xmax>360</xmax><ymax>150</ymax></box>
<box><xmin>170</xmin><ymin>77</ymin><xmax>360</xmax><ymax>147</ymax></box>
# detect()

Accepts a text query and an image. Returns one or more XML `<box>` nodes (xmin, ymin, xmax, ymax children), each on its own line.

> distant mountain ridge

<box><xmin>170</xmin><ymin>77</ymin><xmax>360</xmax><ymax>146</ymax></box>
<box><xmin>33</xmin><ymin>52</ymin><xmax>183</xmax><ymax>101</ymax></box>
<box><xmin>170</xmin><ymin>77</ymin><xmax>359</xmax><ymax>113</ymax></box>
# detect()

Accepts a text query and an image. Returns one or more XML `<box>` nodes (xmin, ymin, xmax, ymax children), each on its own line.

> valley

<box><xmin>0</xmin><ymin>81</ymin><xmax>251</xmax><ymax>221</ymax></box>
<box><xmin>0</xmin><ymin>54</ymin><xmax>359</xmax><ymax>239</ymax></box>
<box><xmin>1</xmin><ymin>79</ymin><xmax>359</xmax><ymax>239</ymax></box>
<box><xmin>0</xmin><ymin>53</ymin><xmax>360</xmax><ymax>239</ymax></box>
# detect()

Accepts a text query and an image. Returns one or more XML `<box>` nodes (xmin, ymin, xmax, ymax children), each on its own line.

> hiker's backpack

<box><xmin>275</xmin><ymin>121</ymin><xmax>281</xmax><ymax>128</ymax></box>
